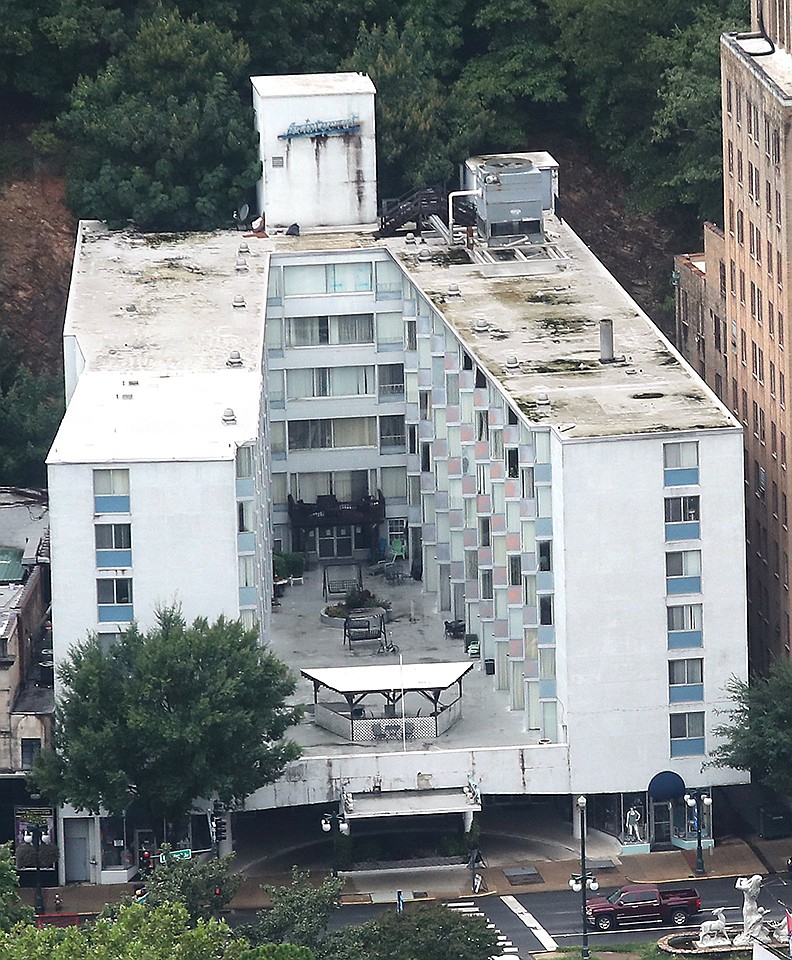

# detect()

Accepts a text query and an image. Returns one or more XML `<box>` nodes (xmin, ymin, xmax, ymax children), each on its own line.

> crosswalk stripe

<box><xmin>500</xmin><ymin>895</ymin><xmax>558</xmax><ymax>951</ymax></box>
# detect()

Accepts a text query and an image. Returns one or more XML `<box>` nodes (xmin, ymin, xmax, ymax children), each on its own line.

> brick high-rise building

<box><xmin>676</xmin><ymin>4</ymin><xmax>792</xmax><ymax>671</ymax></box>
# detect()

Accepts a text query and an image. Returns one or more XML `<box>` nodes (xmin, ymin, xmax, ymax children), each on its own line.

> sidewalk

<box><xmin>20</xmin><ymin>835</ymin><xmax>784</xmax><ymax>915</ymax></box>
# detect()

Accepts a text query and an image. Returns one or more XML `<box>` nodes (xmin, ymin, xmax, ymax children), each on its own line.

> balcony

<box><xmin>288</xmin><ymin>490</ymin><xmax>386</xmax><ymax>529</ymax></box>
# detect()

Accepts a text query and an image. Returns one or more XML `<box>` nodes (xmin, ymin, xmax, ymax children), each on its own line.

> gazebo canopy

<box><xmin>301</xmin><ymin>661</ymin><xmax>474</xmax><ymax>697</ymax></box>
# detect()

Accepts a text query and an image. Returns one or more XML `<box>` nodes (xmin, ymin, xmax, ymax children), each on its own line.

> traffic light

<box><xmin>212</xmin><ymin>816</ymin><xmax>227</xmax><ymax>842</ymax></box>
<box><xmin>138</xmin><ymin>848</ymin><xmax>153</xmax><ymax>876</ymax></box>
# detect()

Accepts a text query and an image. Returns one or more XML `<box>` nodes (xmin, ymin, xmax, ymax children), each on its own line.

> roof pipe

<box><xmin>448</xmin><ymin>189</ymin><xmax>481</xmax><ymax>246</ymax></box>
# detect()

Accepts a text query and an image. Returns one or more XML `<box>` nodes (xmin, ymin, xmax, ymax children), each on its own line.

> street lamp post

<box><xmin>569</xmin><ymin>796</ymin><xmax>598</xmax><ymax>960</ymax></box>
<box><xmin>320</xmin><ymin>812</ymin><xmax>350</xmax><ymax>877</ymax></box>
<box><xmin>23</xmin><ymin>824</ymin><xmax>49</xmax><ymax>914</ymax></box>
<box><xmin>684</xmin><ymin>790</ymin><xmax>712</xmax><ymax>876</ymax></box>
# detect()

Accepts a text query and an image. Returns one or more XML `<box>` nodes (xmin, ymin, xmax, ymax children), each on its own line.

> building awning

<box><xmin>345</xmin><ymin>787</ymin><xmax>481</xmax><ymax>820</ymax></box>
<box><xmin>301</xmin><ymin>661</ymin><xmax>474</xmax><ymax>697</ymax></box>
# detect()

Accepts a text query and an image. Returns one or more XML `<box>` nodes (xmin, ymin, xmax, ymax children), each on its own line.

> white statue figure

<box><xmin>734</xmin><ymin>875</ymin><xmax>772</xmax><ymax>946</ymax></box>
<box><xmin>696</xmin><ymin>908</ymin><xmax>731</xmax><ymax>948</ymax></box>
<box><xmin>625</xmin><ymin>806</ymin><xmax>642</xmax><ymax>842</ymax></box>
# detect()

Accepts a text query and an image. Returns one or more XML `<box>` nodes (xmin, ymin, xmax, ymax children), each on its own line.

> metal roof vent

<box><xmin>232</xmin><ymin>295</ymin><xmax>246</xmax><ymax>308</ymax></box>
<box><xmin>237</xmin><ymin>241</ymin><xmax>250</xmax><ymax>255</ymax></box>
<box><xmin>226</xmin><ymin>350</ymin><xmax>243</xmax><ymax>367</ymax></box>
<box><xmin>536</xmin><ymin>391</ymin><xmax>550</xmax><ymax>408</ymax></box>
<box><xmin>235</xmin><ymin>257</ymin><xmax>249</xmax><ymax>273</ymax></box>
<box><xmin>505</xmin><ymin>354</ymin><xmax>519</xmax><ymax>369</ymax></box>
<box><xmin>418</xmin><ymin>248</ymin><xmax>432</xmax><ymax>261</ymax></box>
<box><xmin>125</xmin><ymin>304</ymin><xmax>137</xmax><ymax>313</ymax></box>
<box><xmin>222</xmin><ymin>407</ymin><xmax>236</xmax><ymax>424</ymax></box>
<box><xmin>447</xmin><ymin>283</ymin><xmax>462</xmax><ymax>297</ymax></box>
<box><xmin>405</xmin><ymin>232</ymin><xmax>416</xmax><ymax>245</ymax></box>
<box><xmin>474</xmin><ymin>317</ymin><xmax>489</xmax><ymax>333</ymax></box>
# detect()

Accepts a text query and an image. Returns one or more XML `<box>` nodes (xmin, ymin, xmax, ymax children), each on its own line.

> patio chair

<box><xmin>390</xmin><ymin>538</ymin><xmax>406</xmax><ymax>560</ymax></box>
<box><xmin>372</xmin><ymin>722</ymin><xmax>386</xmax><ymax>741</ymax></box>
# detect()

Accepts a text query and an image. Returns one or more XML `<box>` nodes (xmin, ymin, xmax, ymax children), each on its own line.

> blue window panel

<box><xmin>664</xmin><ymin>467</ymin><xmax>699</xmax><ymax>487</ymax></box>
<box><xmin>666</xmin><ymin>576</ymin><xmax>701</xmax><ymax>595</ymax></box>
<box><xmin>538</xmin><ymin>625</ymin><xmax>555</xmax><ymax>644</ymax></box>
<box><xmin>534</xmin><ymin>463</ymin><xmax>552</xmax><ymax>483</ymax></box>
<box><xmin>94</xmin><ymin>495</ymin><xmax>130</xmax><ymax>513</ymax></box>
<box><xmin>668</xmin><ymin>630</ymin><xmax>703</xmax><ymax>649</ymax></box>
<box><xmin>536</xmin><ymin>571</ymin><xmax>554</xmax><ymax>591</ymax></box>
<box><xmin>273</xmin><ymin>501</ymin><xmax>289</xmax><ymax>513</ymax></box>
<box><xmin>670</xmin><ymin>737</ymin><xmax>705</xmax><ymax>757</ymax></box>
<box><xmin>269</xmin><ymin>397</ymin><xmax>286</xmax><ymax>409</ymax></box>
<box><xmin>235</xmin><ymin>478</ymin><xmax>255</xmax><ymax>497</ymax></box>
<box><xmin>272</xmin><ymin>450</ymin><xmax>287</xmax><ymax>461</ymax></box>
<box><xmin>665</xmin><ymin>522</ymin><xmax>701</xmax><ymax>541</ymax></box>
<box><xmin>535</xmin><ymin>518</ymin><xmax>553</xmax><ymax>537</ymax></box>
<box><xmin>239</xmin><ymin>586</ymin><xmax>258</xmax><ymax>606</ymax></box>
<box><xmin>237</xmin><ymin>533</ymin><xmax>256</xmax><ymax>552</ymax></box>
<box><xmin>669</xmin><ymin>684</ymin><xmax>704</xmax><ymax>703</ymax></box>
<box><xmin>98</xmin><ymin>604</ymin><xmax>134</xmax><ymax>622</ymax></box>
<box><xmin>539</xmin><ymin>681</ymin><xmax>557</xmax><ymax>698</ymax></box>
<box><xmin>96</xmin><ymin>549</ymin><xmax>132</xmax><ymax>568</ymax></box>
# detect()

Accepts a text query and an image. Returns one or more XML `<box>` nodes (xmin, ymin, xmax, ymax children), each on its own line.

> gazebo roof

<box><xmin>300</xmin><ymin>661</ymin><xmax>474</xmax><ymax>697</ymax></box>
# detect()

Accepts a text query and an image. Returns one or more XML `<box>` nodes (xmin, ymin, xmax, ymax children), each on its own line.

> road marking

<box><xmin>501</xmin><ymin>895</ymin><xmax>559</xmax><ymax>951</ymax></box>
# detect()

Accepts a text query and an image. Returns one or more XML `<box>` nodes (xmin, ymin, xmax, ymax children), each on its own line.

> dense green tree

<box><xmin>137</xmin><ymin>849</ymin><xmax>243</xmax><ymax>922</ymax></box>
<box><xmin>244</xmin><ymin>869</ymin><xmax>345</xmax><ymax>956</ymax></box>
<box><xmin>344</xmin><ymin>19</ymin><xmax>484</xmax><ymax>195</ymax></box>
<box><xmin>0</xmin><ymin>900</ymin><xmax>295</xmax><ymax>960</ymax></box>
<box><xmin>57</xmin><ymin>8</ymin><xmax>260</xmax><ymax>230</ymax></box>
<box><xmin>710</xmin><ymin>659</ymin><xmax>792</xmax><ymax>796</ymax></box>
<box><xmin>642</xmin><ymin>1</ymin><xmax>748</xmax><ymax>220</ymax></box>
<box><xmin>31</xmin><ymin>607</ymin><xmax>301</xmax><ymax>821</ymax></box>
<box><xmin>456</xmin><ymin>0</ymin><xmax>566</xmax><ymax>142</ymax></box>
<box><xmin>0</xmin><ymin>844</ymin><xmax>33</xmax><ymax>931</ymax></box>
<box><xmin>358</xmin><ymin>903</ymin><xmax>499</xmax><ymax>960</ymax></box>
<box><xmin>0</xmin><ymin>333</ymin><xmax>63</xmax><ymax>488</ymax></box>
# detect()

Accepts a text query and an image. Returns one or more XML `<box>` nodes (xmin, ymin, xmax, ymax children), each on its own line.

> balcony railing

<box><xmin>288</xmin><ymin>490</ymin><xmax>386</xmax><ymax>528</ymax></box>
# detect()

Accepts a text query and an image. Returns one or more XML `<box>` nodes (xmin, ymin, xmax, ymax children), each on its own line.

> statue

<box><xmin>733</xmin><ymin>875</ymin><xmax>772</xmax><ymax>946</ymax></box>
<box><xmin>696</xmin><ymin>908</ymin><xmax>731</xmax><ymax>948</ymax></box>
<box><xmin>625</xmin><ymin>806</ymin><xmax>642</xmax><ymax>842</ymax></box>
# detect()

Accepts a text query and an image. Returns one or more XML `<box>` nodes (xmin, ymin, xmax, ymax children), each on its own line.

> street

<box><xmin>322</xmin><ymin>874</ymin><xmax>792</xmax><ymax>956</ymax></box>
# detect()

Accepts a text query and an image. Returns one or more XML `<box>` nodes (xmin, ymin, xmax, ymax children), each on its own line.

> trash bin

<box><xmin>484</xmin><ymin>659</ymin><xmax>495</xmax><ymax>676</ymax></box>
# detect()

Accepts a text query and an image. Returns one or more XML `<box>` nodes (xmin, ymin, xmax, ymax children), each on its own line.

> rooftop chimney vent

<box><xmin>235</xmin><ymin>257</ymin><xmax>248</xmax><ymax>273</ymax></box>
<box><xmin>447</xmin><ymin>283</ymin><xmax>462</xmax><ymax>298</ymax></box>
<box><xmin>405</xmin><ymin>232</ymin><xmax>416</xmax><ymax>245</ymax></box>
<box><xmin>222</xmin><ymin>408</ymin><xmax>236</xmax><ymax>424</ymax></box>
<box><xmin>536</xmin><ymin>391</ymin><xmax>550</xmax><ymax>408</ymax></box>
<box><xmin>505</xmin><ymin>355</ymin><xmax>519</xmax><ymax>369</ymax></box>
<box><xmin>233</xmin><ymin>295</ymin><xmax>246</xmax><ymax>308</ymax></box>
<box><xmin>237</xmin><ymin>241</ymin><xmax>250</xmax><ymax>255</ymax></box>
<box><xmin>227</xmin><ymin>351</ymin><xmax>243</xmax><ymax>367</ymax></box>
<box><xmin>474</xmin><ymin>317</ymin><xmax>489</xmax><ymax>333</ymax></box>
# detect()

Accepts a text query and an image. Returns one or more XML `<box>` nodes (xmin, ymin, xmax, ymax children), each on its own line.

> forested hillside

<box><xmin>0</xmin><ymin>0</ymin><xmax>749</xmax><ymax>485</ymax></box>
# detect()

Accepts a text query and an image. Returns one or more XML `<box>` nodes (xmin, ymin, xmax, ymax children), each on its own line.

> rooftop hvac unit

<box><xmin>473</xmin><ymin>156</ymin><xmax>547</xmax><ymax>247</ymax></box>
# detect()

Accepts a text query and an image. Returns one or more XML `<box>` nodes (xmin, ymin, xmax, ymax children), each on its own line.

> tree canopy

<box><xmin>31</xmin><ymin>607</ymin><xmax>301</xmax><ymax>820</ymax></box>
<box><xmin>0</xmin><ymin>333</ymin><xmax>64</xmax><ymax>488</ymax></box>
<box><xmin>57</xmin><ymin>8</ymin><xmax>260</xmax><ymax>230</ymax></box>
<box><xmin>710</xmin><ymin>659</ymin><xmax>792</xmax><ymax>796</ymax></box>
<box><xmin>139</xmin><ymin>849</ymin><xmax>243</xmax><ymax>923</ymax></box>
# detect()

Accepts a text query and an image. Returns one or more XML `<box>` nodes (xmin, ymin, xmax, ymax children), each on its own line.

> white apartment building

<box><xmin>46</xmin><ymin>74</ymin><xmax>749</xmax><ymax>884</ymax></box>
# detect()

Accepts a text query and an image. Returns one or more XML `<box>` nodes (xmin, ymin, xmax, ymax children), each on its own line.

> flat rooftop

<box><xmin>725</xmin><ymin>32</ymin><xmax>792</xmax><ymax>99</ymax></box>
<box><xmin>251</xmin><ymin>72</ymin><xmax>375</xmax><ymax>98</ymax></box>
<box><xmin>47</xmin><ymin>370</ymin><xmax>260</xmax><ymax>465</ymax></box>
<box><xmin>65</xmin><ymin>208</ymin><xmax>736</xmax><ymax>443</ymax></box>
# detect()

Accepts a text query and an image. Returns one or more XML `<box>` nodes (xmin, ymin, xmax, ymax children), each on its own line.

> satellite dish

<box><xmin>238</xmin><ymin>202</ymin><xmax>250</xmax><ymax>222</ymax></box>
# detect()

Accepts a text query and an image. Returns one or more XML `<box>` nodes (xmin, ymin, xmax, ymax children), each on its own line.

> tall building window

<box><xmin>235</xmin><ymin>445</ymin><xmax>254</xmax><ymax>478</ymax></box>
<box><xmin>670</xmin><ymin>712</ymin><xmax>705</xmax><ymax>756</ymax></box>
<box><xmin>97</xmin><ymin>577</ymin><xmax>133</xmax><ymax>621</ymax></box>
<box><xmin>93</xmin><ymin>468</ymin><xmax>130</xmax><ymax>513</ymax></box>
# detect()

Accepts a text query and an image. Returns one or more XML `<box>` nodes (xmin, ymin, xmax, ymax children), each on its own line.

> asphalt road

<box><xmin>324</xmin><ymin>874</ymin><xmax>792</xmax><ymax>956</ymax></box>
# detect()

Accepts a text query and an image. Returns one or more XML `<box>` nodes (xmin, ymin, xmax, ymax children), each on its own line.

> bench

<box><xmin>344</xmin><ymin>613</ymin><xmax>387</xmax><ymax>647</ymax></box>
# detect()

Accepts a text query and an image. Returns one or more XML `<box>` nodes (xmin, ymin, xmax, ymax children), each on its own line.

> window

<box><xmin>539</xmin><ymin>595</ymin><xmax>554</xmax><ymax>625</ymax></box>
<box><xmin>663</xmin><ymin>442</ymin><xmax>699</xmax><ymax>485</ymax></box>
<box><xmin>476</xmin><ymin>410</ymin><xmax>489</xmax><ymax>441</ymax></box>
<box><xmin>666</xmin><ymin>550</ymin><xmax>702</xmax><ymax>594</ymax></box>
<box><xmin>479</xmin><ymin>517</ymin><xmax>491</xmax><ymax>547</ymax></box>
<box><xmin>668</xmin><ymin>659</ymin><xmax>704</xmax><ymax>702</ymax></box>
<box><xmin>667</xmin><ymin>604</ymin><xmax>703</xmax><ymax>648</ymax></box>
<box><xmin>378</xmin><ymin>363</ymin><xmax>404</xmax><ymax>398</ymax></box>
<box><xmin>21</xmin><ymin>739</ymin><xmax>41</xmax><ymax>771</ymax></box>
<box><xmin>506</xmin><ymin>448</ymin><xmax>519</xmax><ymax>479</ymax></box>
<box><xmin>737</xmin><ymin>151</ymin><xmax>743</xmax><ymax>184</ymax></box>
<box><xmin>736</xmin><ymin>209</ymin><xmax>744</xmax><ymax>244</ymax></box>
<box><xmin>379</xmin><ymin>415</ymin><xmax>406</xmax><ymax>449</ymax></box>
<box><xmin>283</xmin><ymin>261</ymin><xmax>372</xmax><ymax>295</ymax></box>
<box><xmin>727</xmin><ymin>140</ymin><xmax>733</xmax><ymax>174</ymax></box>
<box><xmin>237</xmin><ymin>500</ymin><xmax>254</xmax><ymax>532</ymax></box>
<box><xmin>235</xmin><ymin>446</ymin><xmax>254</xmax><ymax>478</ymax></box>
<box><xmin>521</xmin><ymin>466</ymin><xmax>535</xmax><ymax>499</ymax></box>
<box><xmin>97</xmin><ymin>577</ymin><xmax>133</xmax><ymax>621</ymax></box>
<box><xmin>664</xmin><ymin>496</ymin><xmax>700</xmax><ymax>521</ymax></box>
<box><xmin>287</xmin><ymin>366</ymin><xmax>374</xmax><ymax>398</ymax></box>
<box><xmin>419</xmin><ymin>390</ymin><xmax>431</xmax><ymax>420</ymax></box>
<box><xmin>238</xmin><ymin>554</ymin><xmax>256</xmax><ymax>589</ymax></box>
<box><xmin>480</xmin><ymin>569</ymin><xmax>494</xmax><ymax>600</ymax></box>
<box><xmin>782</xmin><ymin>373</ymin><xmax>786</xmax><ymax>407</ymax></box>
<box><xmin>538</xmin><ymin>540</ymin><xmax>552</xmax><ymax>572</ymax></box>
<box><xmin>465</xmin><ymin>549</ymin><xmax>478</xmax><ymax>580</ymax></box>
<box><xmin>93</xmin><ymin>468</ymin><xmax>130</xmax><ymax>512</ymax></box>
<box><xmin>95</xmin><ymin>523</ymin><xmax>132</xmax><ymax>566</ymax></box>
<box><xmin>670</xmin><ymin>711</ymin><xmax>705</xmax><ymax>756</ymax></box>
<box><xmin>508</xmin><ymin>555</ymin><xmax>522</xmax><ymax>586</ymax></box>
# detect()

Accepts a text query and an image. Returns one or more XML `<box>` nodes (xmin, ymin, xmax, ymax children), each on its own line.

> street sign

<box><xmin>159</xmin><ymin>848</ymin><xmax>192</xmax><ymax>864</ymax></box>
